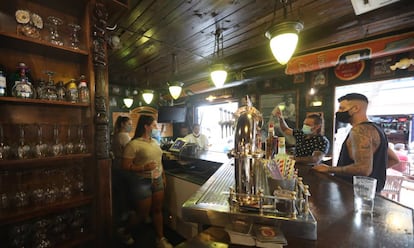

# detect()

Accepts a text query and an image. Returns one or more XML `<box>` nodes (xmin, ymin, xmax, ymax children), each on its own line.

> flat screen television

<box><xmin>157</xmin><ymin>106</ymin><xmax>187</xmax><ymax>123</ymax></box>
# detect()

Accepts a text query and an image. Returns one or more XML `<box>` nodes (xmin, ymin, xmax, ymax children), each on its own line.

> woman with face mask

<box><xmin>111</xmin><ymin>116</ymin><xmax>134</xmax><ymax>245</ymax></box>
<box><xmin>112</xmin><ymin>116</ymin><xmax>133</xmax><ymax>167</ymax></box>
<box><xmin>122</xmin><ymin>115</ymin><xmax>173</xmax><ymax>248</ymax></box>
<box><xmin>275</xmin><ymin>108</ymin><xmax>329</xmax><ymax>165</ymax></box>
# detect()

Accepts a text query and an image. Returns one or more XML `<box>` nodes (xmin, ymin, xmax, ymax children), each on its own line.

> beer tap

<box><xmin>219</xmin><ymin>108</ymin><xmax>224</xmax><ymax>139</ymax></box>
<box><xmin>224</xmin><ymin>109</ymin><xmax>228</xmax><ymax>138</ymax></box>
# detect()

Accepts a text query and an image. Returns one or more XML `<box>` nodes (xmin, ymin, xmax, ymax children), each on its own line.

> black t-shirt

<box><xmin>337</xmin><ymin>122</ymin><xmax>388</xmax><ymax>192</ymax></box>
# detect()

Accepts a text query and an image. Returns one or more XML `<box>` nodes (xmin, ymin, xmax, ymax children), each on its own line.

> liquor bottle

<box><xmin>66</xmin><ymin>79</ymin><xmax>78</xmax><ymax>103</ymax></box>
<box><xmin>12</xmin><ymin>63</ymin><xmax>35</xmax><ymax>99</ymax></box>
<box><xmin>78</xmin><ymin>75</ymin><xmax>90</xmax><ymax>104</ymax></box>
<box><xmin>0</xmin><ymin>70</ymin><xmax>6</xmax><ymax>96</ymax></box>
<box><xmin>265</xmin><ymin>124</ymin><xmax>274</xmax><ymax>159</ymax></box>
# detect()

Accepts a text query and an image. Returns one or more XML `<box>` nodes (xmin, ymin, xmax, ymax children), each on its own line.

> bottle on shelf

<box><xmin>44</xmin><ymin>71</ymin><xmax>58</xmax><ymax>101</ymax></box>
<box><xmin>66</xmin><ymin>79</ymin><xmax>78</xmax><ymax>103</ymax></box>
<box><xmin>0</xmin><ymin>70</ymin><xmax>7</xmax><ymax>96</ymax></box>
<box><xmin>56</xmin><ymin>81</ymin><xmax>66</xmax><ymax>101</ymax></box>
<box><xmin>35</xmin><ymin>78</ymin><xmax>46</xmax><ymax>100</ymax></box>
<box><xmin>265</xmin><ymin>124</ymin><xmax>275</xmax><ymax>159</ymax></box>
<box><xmin>78</xmin><ymin>75</ymin><xmax>90</xmax><ymax>104</ymax></box>
<box><xmin>12</xmin><ymin>63</ymin><xmax>35</xmax><ymax>99</ymax></box>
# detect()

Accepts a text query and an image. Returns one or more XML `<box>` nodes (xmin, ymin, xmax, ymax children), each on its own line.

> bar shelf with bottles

<box><xmin>0</xmin><ymin>96</ymin><xmax>89</xmax><ymax>107</ymax></box>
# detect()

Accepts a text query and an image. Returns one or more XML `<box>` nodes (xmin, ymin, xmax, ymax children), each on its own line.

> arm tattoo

<box><xmin>346</xmin><ymin>124</ymin><xmax>378</xmax><ymax>175</ymax></box>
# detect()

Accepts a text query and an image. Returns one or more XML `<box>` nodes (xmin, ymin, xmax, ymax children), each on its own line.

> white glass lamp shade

<box><xmin>168</xmin><ymin>82</ymin><xmax>183</xmax><ymax>100</ymax></box>
<box><xmin>123</xmin><ymin>97</ymin><xmax>134</xmax><ymax>108</ymax></box>
<box><xmin>142</xmin><ymin>89</ymin><xmax>154</xmax><ymax>104</ymax></box>
<box><xmin>210</xmin><ymin>64</ymin><xmax>227</xmax><ymax>88</ymax></box>
<box><xmin>265</xmin><ymin>21</ymin><xmax>303</xmax><ymax>65</ymax></box>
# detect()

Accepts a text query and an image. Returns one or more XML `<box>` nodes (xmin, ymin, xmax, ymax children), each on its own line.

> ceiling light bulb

<box><xmin>123</xmin><ymin>97</ymin><xmax>133</xmax><ymax>108</ymax></box>
<box><xmin>168</xmin><ymin>82</ymin><xmax>183</xmax><ymax>100</ymax></box>
<box><xmin>142</xmin><ymin>90</ymin><xmax>154</xmax><ymax>104</ymax></box>
<box><xmin>265</xmin><ymin>21</ymin><xmax>303</xmax><ymax>65</ymax></box>
<box><xmin>269</xmin><ymin>33</ymin><xmax>298</xmax><ymax>65</ymax></box>
<box><xmin>210</xmin><ymin>64</ymin><xmax>227</xmax><ymax>88</ymax></box>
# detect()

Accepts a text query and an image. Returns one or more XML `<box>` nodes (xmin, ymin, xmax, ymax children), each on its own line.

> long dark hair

<box><xmin>114</xmin><ymin>116</ymin><xmax>130</xmax><ymax>134</ymax></box>
<box><xmin>133</xmin><ymin>115</ymin><xmax>155</xmax><ymax>139</ymax></box>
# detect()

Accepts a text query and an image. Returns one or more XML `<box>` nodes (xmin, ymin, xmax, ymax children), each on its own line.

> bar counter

<box><xmin>181</xmin><ymin>159</ymin><xmax>414</xmax><ymax>247</ymax></box>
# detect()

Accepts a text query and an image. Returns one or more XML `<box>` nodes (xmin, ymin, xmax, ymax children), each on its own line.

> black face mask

<box><xmin>335</xmin><ymin>110</ymin><xmax>352</xmax><ymax>123</ymax></box>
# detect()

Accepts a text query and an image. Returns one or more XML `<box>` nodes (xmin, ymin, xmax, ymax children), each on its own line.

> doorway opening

<box><xmin>196</xmin><ymin>101</ymin><xmax>239</xmax><ymax>153</ymax></box>
<box><xmin>334</xmin><ymin>76</ymin><xmax>414</xmax><ymax>209</ymax></box>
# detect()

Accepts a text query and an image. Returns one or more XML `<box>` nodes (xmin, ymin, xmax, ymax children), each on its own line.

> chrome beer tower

<box><xmin>231</xmin><ymin>96</ymin><xmax>264</xmax><ymax>197</ymax></box>
<box><xmin>229</xmin><ymin>96</ymin><xmax>311</xmax><ymax>218</ymax></box>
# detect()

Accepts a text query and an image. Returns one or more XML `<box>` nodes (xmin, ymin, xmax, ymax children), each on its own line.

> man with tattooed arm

<box><xmin>313</xmin><ymin>93</ymin><xmax>399</xmax><ymax>192</ymax></box>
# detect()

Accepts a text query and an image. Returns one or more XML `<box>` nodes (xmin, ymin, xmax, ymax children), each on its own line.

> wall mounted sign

<box><xmin>311</xmin><ymin>70</ymin><xmax>328</xmax><ymax>88</ymax></box>
<box><xmin>334</xmin><ymin>60</ymin><xmax>365</xmax><ymax>81</ymax></box>
<box><xmin>285</xmin><ymin>32</ymin><xmax>414</xmax><ymax>75</ymax></box>
<box><xmin>370</xmin><ymin>56</ymin><xmax>395</xmax><ymax>79</ymax></box>
<box><xmin>293</xmin><ymin>73</ymin><xmax>305</xmax><ymax>83</ymax></box>
<box><xmin>351</xmin><ymin>0</ymin><xmax>400</xmax><ymax>15</ymax></box>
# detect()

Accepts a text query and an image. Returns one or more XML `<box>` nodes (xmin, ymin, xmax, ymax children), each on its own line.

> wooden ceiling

<box><xmin>106</xmin><ymin>0</ymin><xmax>414</xmax><ymax>95</ymax></box>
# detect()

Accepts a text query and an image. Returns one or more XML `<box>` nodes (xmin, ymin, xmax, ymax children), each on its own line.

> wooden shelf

<box><xmin>0</xmin><ymin>195</ymin><xmax>93</xmax><ymax>225</ymax></box>
<box><xmin>0</xmin><ymin>96</ymin><xmax>89</xmax><ymax>107</ymax></box>
<box><xmin>58</xmin><ymin>233</ymin><xmax>95</xmax><ymax>248</ymax></box>
<box><xmin>0</xmin><ymin>153</ymin><xmax>93</xmax><ymax>169</ymax></box>
<box><xmin>0</xmin><ymin>31</ymin><xmax>89</xmax><ymax>56</ymax></box>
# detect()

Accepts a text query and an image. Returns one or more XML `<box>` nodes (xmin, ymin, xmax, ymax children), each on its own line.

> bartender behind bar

<box><xmin>183</xmin><ymin>123</ymin><xmax>209</xmax><ymax>151</ymax></box>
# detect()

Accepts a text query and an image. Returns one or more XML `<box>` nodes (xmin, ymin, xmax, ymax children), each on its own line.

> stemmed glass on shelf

<box><xmin>64</xmin><ymin>125</ymin><xmax>74</xmax><ymax>155</ymax></box>
<box><xmin>33</xmin><ymin>124</ymin><xmax>49</xmax><ymax>158</ymax></box>
<box><xmin>17</xmin><ymin>124</ymin><xmax>31</xmax><ymax>159</ymax></box>
<box><xmin>75</xmin><ymin>125</ymin><xmax>87</xmax><ymax>154</ymax></box>
<box><xmin>68</xmin><ymin>23</ymin><xmax>81</xmax><ymax>49</ymax></box>
<box><xmin>0</xmin><ymin>123</ymin><xmax>11</xmax><ymax>160</ymax></box>
<box><xmin>47</xmin><ymin>16</ymin><xmax>63</xmax><ymax>46</ymax></box>
<box><xmin>51</xmin><ymin>124</ymin><xmax>63</xmax><ymax>157</ymax></box>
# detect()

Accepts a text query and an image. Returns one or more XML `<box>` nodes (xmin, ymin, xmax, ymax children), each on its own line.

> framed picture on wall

<box><xmin>306</xmin><ymin>94</ymin><xmax>323</xmax><ymax>107</ymax></box>
<box><xmin>370</xmin><ymin>56</ymin><xmax>395</xmax><ymax>79</ymax></box>
<box><xmin>293</xmin><ymin>73</ymin><xmax>305</xmax><ymax>83</ymax></box>
<box><xmin>311</xmin><ymin>70</ymin><xmax>328</xmax><ymax>88</ymax></box>
<box><xmin>259</xmin><ymin>90</ymin><xmax>298</xmax><ymax>130</ymax></box>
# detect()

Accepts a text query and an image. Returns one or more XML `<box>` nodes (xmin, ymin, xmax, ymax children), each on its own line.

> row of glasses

<box><xmin>0</xmin><ymin>123</ymin><xmax>88</xmax><ymax>160</ymax></box>
<box><xmin>8</xmin><ymin>207</ymin><xmax>88</xmax><ymax>247</ymax></box>
<box><xmin>0</xmin><ymin>166</ymin><xmax>85</xmax><ymax>210</ymax></box>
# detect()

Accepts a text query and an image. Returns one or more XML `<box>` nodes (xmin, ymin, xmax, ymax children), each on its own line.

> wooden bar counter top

<box><xmin>180</xmin><ymin>162</ymin><xmax>414</xmax><ymax>247</ymax></box>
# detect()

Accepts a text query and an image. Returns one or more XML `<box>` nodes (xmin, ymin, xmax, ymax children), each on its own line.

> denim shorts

<box><xmin>124</xmin><ymin>172</ymin><xmax>164</xmax><ymax>201</ymax></box>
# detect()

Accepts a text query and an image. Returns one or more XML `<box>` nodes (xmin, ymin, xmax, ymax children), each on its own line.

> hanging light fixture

<box><xmin>142</xmin><ymin>67</ymin><xmax>154</xmax><ymax>104</ymax></box>
<box><xmin>265</xmin><ymin>0</ymin><xmax>303</xmax><ymax>65</ymax></box>
<box><xmin>168</xmin><ymin>82</ymin><xmax>183</xmax><ymax>100</ymax></box>
<box><xmin>142</xmin><ymin>89</ymin><xmax>154</xmax><ymax>104</ymax></box>
<box><xmin>123</xmin><ymin>79</ymin><xmax>134</xmax><ymax>108</ymax></box>
<box><xmin>123</xmin><ymin>97</ymin><xmax>133</xmax><ymax>108</ymax></box>
<box><xmin>168</xmin><ymin>53</ymin><xmax>184</xmax><ymax>100</ymax></box>
<box><xmin>210</xmin><ymin>28</ymin><xmax>227</xmax><ymax>88</ymax></box>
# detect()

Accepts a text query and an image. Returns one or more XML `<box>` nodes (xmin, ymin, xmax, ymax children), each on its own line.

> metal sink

<box><xmin>163</xmin><ymin>159</ymin><xmax>222</xmax><ymax>185</ymax></box>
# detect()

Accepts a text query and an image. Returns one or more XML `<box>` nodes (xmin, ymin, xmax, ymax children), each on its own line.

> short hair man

<box><xmin>276</xmin><ymin>109</ymin><xmax>329</xmax><ymax>165</ymax></box>
<box><xmin>313</xmin><ymin>93</ymin><xmax>399</xmax><ymax>192</ymax></box>
<box><xmin>183</xmin><ymin>123</ymin><xmax>209</xmax><ymax>150</ymax></box>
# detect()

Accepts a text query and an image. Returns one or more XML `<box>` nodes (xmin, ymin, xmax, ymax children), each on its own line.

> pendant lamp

<box><xmin>168</xmin><ymin>54</ymin><xmax>184</xmax><ymax>100</ymax></box>
<box><xmin>123</xmin><ymin>97</ymin><xmax>133</xmax><ymax>108</ymax></box>
<box><xmin>265</xmin><ymin>0</ymin><xmax>303</xmax><ymax>65</ymax></box>
<box><xmin>210</xmin><ymin>29</ymin><xmax>227</xmax><ymax>88</ymax></box>
<box><xmin>142</xmin><ymin>67</ymin><xmax>154</xmax><ymax>104</ymax></box>
<box><xmin>168</xmin><ymin>82</ymin><xmax>183</xmax><ymax>100</ymax></box>
<box><xmin>142</xmin><ymin>89</ymin><xmax>154</xmax><ymax>104</ymax></box>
